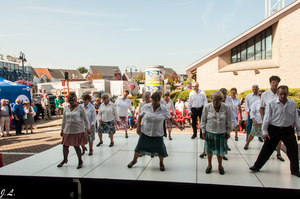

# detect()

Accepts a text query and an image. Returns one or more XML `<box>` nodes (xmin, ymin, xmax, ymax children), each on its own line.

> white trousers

<box><xmin>0</xmin><ymin>116</ymin><xmax>10</xmax><ymax>135</ymax></box>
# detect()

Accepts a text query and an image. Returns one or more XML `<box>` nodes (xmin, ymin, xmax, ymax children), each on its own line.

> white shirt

<box><xmin>175</xmin><ymin>101</ymin><xmax>184</xmax><ymax>112</ymax></box>
<box><xmin>140</xmin><ymin>103</ymin><xmax>172</xmax><ymax>137</ymax></box>
<box><xmin>97</xmin><ymin>101</ymin><xmax>119</xmax><ymax>122</ymax></box>
<box><xmin>188</xmin><ymin>89</ymin><xmax>207</xmax><ymax>113</ymax></box>
<box><xmin>262</xmin><ymin>98</ymin><xmax>300</xmax><ymax>136</ymax></box>
<box><xmin>250</xmin><ymin>99</ymin><xmax>263</xmax><ymax>124</ymax></box>
<box><xmin>245</xmin><ymin>92</ymin><xmax>259</xmax><ymax>112</ymax></box>
<box><xmin>200</xmin><ymin>102</ymin><xmax>232</xmax><ymax>135</ymax></box>
<box><xmin>61</xmin><ymin>105</ymin><xmax>90</xmax><ymax>134</ymax></box>
<box><xmin>80</xmin><ymin>103</ymin><xmax>97</xmax><ymax>128</ymax></box>
<box><xmin>224</xmin><ymin>101</ymin><xmax>238</xmax><ymax>128</ymax></box>
<box><xmin>230</xmin><ymin>96</ymin><xmax>241</xmax><ymax>118</ymax></box>
<box><xmin>115</xmin><ymin>96</ymin><xmax>133</xmax><ymax>117</ymax></box>
<box><xmin>260</xmin><ymin>88</ymin><xmax>278</xmax><ymax>108</ymax></box>
<box><xmin>161</xmin><ymin>98</ymin><xmax>175</xmax><ymax>115</ymax></box>
<box><xmin>225</xmin><ymin>96</ymin><xmax>234</xmax><ymax>112</ymax></box>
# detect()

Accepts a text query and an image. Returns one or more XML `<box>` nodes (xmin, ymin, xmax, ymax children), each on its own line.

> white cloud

<box><xmin>124</xmin><ymin>28</ymin><xmax>144</xmax><ymax>32</ymax></box>
<box><xmin>166</xmin><ymin>1</ymin><xmax>197</xmax><ymax>6</ymax></box>
<box><xmin>25</xmin><ymin>6</ymin><xmax>122</xmax><ymax>18</ymax></box>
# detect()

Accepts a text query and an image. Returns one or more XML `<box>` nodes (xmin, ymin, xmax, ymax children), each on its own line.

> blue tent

<box><xmin>0</xmin><ymin>77</ymin><xmax>31</xmax><ymax>107</ymax></box>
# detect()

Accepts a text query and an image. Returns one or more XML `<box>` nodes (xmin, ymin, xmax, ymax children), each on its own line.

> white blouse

<box><xmin>79</xmin><ymin>103</ymin><xmax>97</xmax><ymax>128</ymax></box>
<box><xmin>61</xmin><ymin>105</ymin><xmax>90</xmax><ymax>134</ymax></box>
<box><xmin>140</xmin><ymin>103</ymin><xmax>172</xmax><ymax>137</ymax></box>
<box><xmin>115</xmin><ymin>96</ymin><xmax>133</xmax><ymax>117</ymax></box>
<box><xmin>97</xmin><ymin>101</ymin><xmax>119</xmax><ymax>122</ymax></box>
<box><xmin>161</xmin><ymin>98</ymin><xmax>175</xmax><ymax>115</ymax></box>
<box><xmin>200</xmin><ymin>102</ymin><xmax>232</xmax><ymax>135</ymax></box>
<box><xmin>250</xmin><ymin>99</ymin><xmax>263</xmax><ymax>124</ymax></box>
<box><xmin>24</xmin><ymin>106</ymin><xmax>36</xmax><ymax>119</ymax></box>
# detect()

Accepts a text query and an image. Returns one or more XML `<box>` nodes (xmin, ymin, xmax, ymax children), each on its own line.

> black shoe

<box><xmin>96</xmin><ymin>141</ymin><xmax>103</xmax><ymax>147</ymax></box>
<box><xmin>249</xmin><ymin>166</ymin><xmax>260</xmax><ymax>172</ymax></box>
<box><xmin>277</xmin><ymin>154</ymin><xmax>285</xmax><ymax>162</ymax></box>
<box><xmin>109</xmin><ymin>142</ymin><xmax>114</xmax><ymax>147</ymax></box>
<box><xmin>191</xmin><ymin>135</ymin><xmax>197</xmax><ymax>139</ymax></box>
<box><xmin>223</xmin><ymin>156</ymin><xmax>228</xmax><ymax>161</ymax></box>
<box><xmin>219</xmin><ymin>168</ymin><xmax>225</xmax><ymax>175</ymax></box>
<box><xmin>291</xmin><ymin>172</ymin><xmax>300</xmax><ymax>177</ymax></box>
<box><xmin>77</xmin><ymin>161</ymin><xmax>83</xmax><ymax>169</ymax></box>
<box><xmin>206</xmin><ymin>167</ymin><xmax>212</xmax><ymax>174</ymax></box>
<box><xmin>57</xmin><ymin>160</ymin><xmax>68</xmax><ymax>168</ymax></box>
<box><xmin>199</xmin><ymin>154</ymin><xmax>206</xmax><ymax>158</ymax></box>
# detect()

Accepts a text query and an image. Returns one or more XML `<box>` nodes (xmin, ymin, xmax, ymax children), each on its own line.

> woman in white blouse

<box><xmin>115</xmin><ymin>90</ymin><xmax>134</xmax><ymax>138</ymax></box>
<box><xmin>58</xmin><ymin>93</ymin><xmax>90</xmax><ymax>169</ymax></box>
<box><xmin>200</xmin><ymin>91</ymin><xmax>232</xmax><ymax>175</ymax></box>
<box><xmin>244</xmin><ymin>90</ymin><xmax>265</xmax><ymax>150</ymax></box>
<box><xmin>80</xmin><ymin>93</ymin><xmax>97</xmax><ymax>156</ymax></box>
<box><xmin>97</xmin><ymin>93</ymin><xmax>120</xmax><ymax>147</ymax></box>
<box><xmin>162</xmin><ymin>91</ymin><xmax>176</xmax><ymax>140</ymax></box>
<box><xmin>127</xmin><ymin>92</ymin><xmax>184</xmax><ymax>171</ymax></box>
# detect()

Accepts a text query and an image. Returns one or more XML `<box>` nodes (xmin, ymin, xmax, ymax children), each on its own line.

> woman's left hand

<box><xmin>225</xmin><ymin>134</ymin><xmax>230</xmax><ymax>139</ymax></box>
<box><xmin>87</xmin><ymin>129</ymin><xmax>91</xmax><ymax>135</ymax></box>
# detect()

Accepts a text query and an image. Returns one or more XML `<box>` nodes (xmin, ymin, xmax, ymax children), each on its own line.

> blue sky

<box><xmin>0</xmin><ymin>0</ymin><xmax>295</xmax><ymax>74</ymax></box>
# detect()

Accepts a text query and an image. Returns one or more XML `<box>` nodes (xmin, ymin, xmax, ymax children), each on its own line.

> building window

<box><xmin>231</xmin><ymin>26</ymin><xmax>272</xmax><ymax>63</ymax></box>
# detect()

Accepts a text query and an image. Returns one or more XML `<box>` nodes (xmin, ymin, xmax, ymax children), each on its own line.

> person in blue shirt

<box><xmin>13</xmin><ymin>99</ymin><xmax>25</xmax><ymax>135</ymax></box>
<box><xmin>32</xmin><ymin>102</ymin><xmax>38</xmax><ymax>122</ymax></box>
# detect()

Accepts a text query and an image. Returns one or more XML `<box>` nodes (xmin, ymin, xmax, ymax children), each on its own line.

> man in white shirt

<box><xmin>250</xmin><ymin>86</ymin><xmax>300</xmax><ymax>177</ymax></box>
<box><xmin>245</xmin><ymin>85</ymin><xmax>259</xmax><ymax>139</ymax></box>
<box><xmin>188</xmin><ymin>82</ymin><xmax>207</xmax><ymax>139</ymax></box>
<box><xmin>260</xmin><ymin>75</ymin><xmax>284</xmax><ymax>161</ymax></box>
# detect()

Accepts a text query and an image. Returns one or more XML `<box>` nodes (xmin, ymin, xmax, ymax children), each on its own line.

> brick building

<box><xmin>186</xmin><ymin>1</ymin><xmax>300</xmax><ymax>92</ymax></box>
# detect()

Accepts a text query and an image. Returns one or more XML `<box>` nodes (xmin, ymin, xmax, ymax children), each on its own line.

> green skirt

<box><xmin>205</xmin><ymin>131</ymin><xmax>228</xmax><ymax>156</ymax></box>
<box><xmin>134</xmin><ymin>133</ymin><xmax>168</xmax><ymax>158</ymax></box>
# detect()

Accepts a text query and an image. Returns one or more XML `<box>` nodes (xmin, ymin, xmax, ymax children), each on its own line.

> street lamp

<box><xmin>125</xmin><ymin>66</ymin><xmax>137</xmax><ymax>81</ymax></box>
<box><xmin>18</xmin><ymin>51</ymin><xmax>27</xmax><ymax>79</ymax></box>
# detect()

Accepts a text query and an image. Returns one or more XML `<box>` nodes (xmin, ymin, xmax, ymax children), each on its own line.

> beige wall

<box><xmin>196</xmin><ymin>8</ymin><xmax>300</xmax><ymax>93</ymax></box>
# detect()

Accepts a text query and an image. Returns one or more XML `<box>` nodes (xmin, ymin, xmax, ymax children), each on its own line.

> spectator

<box><xmin>13</xmin><ymin>99</ymin><xmax>25</xmax><ymax>135</ymax></box>
<box><xmin>41</xmin><ymin>94</ymin><xmax>52</xmax><ymax>120</ymax></box>
<box><xmin>0</xmin><ymin>99</ymin><xmax>12</xmax><ymax>136</ymax></box>
<box><xmin>24</xmin><ymin>101</ymin><xmax>35</xmax><ymax>134</ymax></box>
<box><xmin>175</xmin><ymin>98</ymin><xmax>184</xmax><ymax>113</ymax></box>
<box><xmin>55</xmin><ymin>95</ymin><xmax>64</xmax><ymax>119</ymax></box>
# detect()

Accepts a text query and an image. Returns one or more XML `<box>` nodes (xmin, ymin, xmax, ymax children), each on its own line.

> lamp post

<box><xmin>125</xmin><ymin>66</ymin><xmax>137</xmax><ymax>81</ymax></box>
<box><xmin>18</xmin><ymin>51</ymin><xmax>27</xmax><ymax>79</ymax></box>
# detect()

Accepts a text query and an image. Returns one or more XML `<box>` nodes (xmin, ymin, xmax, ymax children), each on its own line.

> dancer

<box><xmin>80</xmin><ymin>93</ymin><xmax>97</xmax><ymax>155</ymax></box>
<box><xmin>244</xmin><ymin>90</ymin><xmax>265</xmax><ymax>150</ymax></box>
<box><xmin>115</xmin><ymin>90</ymin><xmax>134</xmax><ymax>138</ymax></box>
<box><xmin>188</xmin><ymin>82</ymin><xmax>207</xmax><ymax>139</ymax></box>
<box><xmin>201</xmin><ymin>91</ymin><xmax>232</xmax><ymax>175</ymax></box>
<box><xmin>97</xmin><ymin>93</ymin><xmax>120</xmax><ymax>147</ymax></box>
<box><xmin>58</xmin><ymin>93</ymin><xmax>90</xmax><ymax>169</ymax></box>
<box><xmin>127</xmin><ymin>92</ymin><xmax>184</xmax><ymax>171</ymax></box>
<box><xmin>250</xmin><ymin>86</ymin><xmax>300</xmax><ymax>177</ymax></box>
<box><xmin>162</xmin><ymin>91</ymin><xmax>176</xmax><ymax>140</ymax></box>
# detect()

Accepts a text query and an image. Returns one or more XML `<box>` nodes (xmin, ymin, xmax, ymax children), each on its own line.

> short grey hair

<box><xmin>211</xmin><ymin>91</ymin><xmax>224</xmax><ymax>101</ymax></box>
<box><xmin>67</xmin><ymin>92</ymin><xmax>77</xmax><ymax>101</ymax></box>
<box><xmin>252</xmin><ymin>84</ymin><xmax>259</xmax><ymax>88</ymax></box>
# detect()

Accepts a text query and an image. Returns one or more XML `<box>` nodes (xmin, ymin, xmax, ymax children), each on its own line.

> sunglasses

<box><xmin>165</xmin><ymin>94</ymin><xmax>169</xmax><ymax>96</ymax></box>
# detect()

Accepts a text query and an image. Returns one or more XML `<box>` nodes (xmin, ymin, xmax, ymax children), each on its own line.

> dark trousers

<box><xmin>14</xmin><ymin>117</ymin><xmax>24</xmax><ymax>135</ymax></box>
<box><xmin>191</xmin><ymin>107</ymin><xmax>203</xmax><ymax>137</ymax></box>
<box><xmin>254</xmin><ymin>125</ymin><xmax>299</xmax><ymax>173</ymax></box>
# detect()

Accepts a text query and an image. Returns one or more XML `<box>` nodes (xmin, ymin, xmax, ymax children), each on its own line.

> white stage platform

<box><xmin>0</xmin><ymin>134</ymin><xmax>299</xmax><ymax>198</ymax></box>
<box><xmin>0</xmin><ymin>134</ymin><xmax>299</xmax><ymax>188</ymax></box>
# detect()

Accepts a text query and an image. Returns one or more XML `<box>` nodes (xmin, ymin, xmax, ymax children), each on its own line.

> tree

<box><xmin>77</xmin><ymin>66</ymin><xmax>88</xmax><ymax>74</ymax></box>
<box><xmin>111</xmin><ymin>69</ymin><xmax>122</xmax><ymax>80</ymax></box>
<box><xmin>166</xmin><ymin>71</ymin><xmax>179</xmax><ymax>91</ymax></box>
<box><xmin>133</xmin><ymin>70</ymin><xmax>145</xmax><ymax>82</ymax></box>
<box><xmin>86</xmin><ymin>69</ymin><xmax>103</xmax><ymax>80</ymax></box>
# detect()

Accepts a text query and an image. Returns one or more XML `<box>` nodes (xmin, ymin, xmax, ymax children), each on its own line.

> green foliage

<box><xmin>77</xmin><ymin>66</ymin><xmax>88</xmax><ymax>74</ymax></box>
<box><xmin>171</xmin><ymin>88</ymin><xmax>300</xmax><ymax>109</ymax></box>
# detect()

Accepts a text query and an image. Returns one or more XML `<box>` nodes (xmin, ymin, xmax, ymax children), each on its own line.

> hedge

<box><xmin>170</xmin><ymin>88</ymin><xmax>300</xmax><ymax>109</ymax></box>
